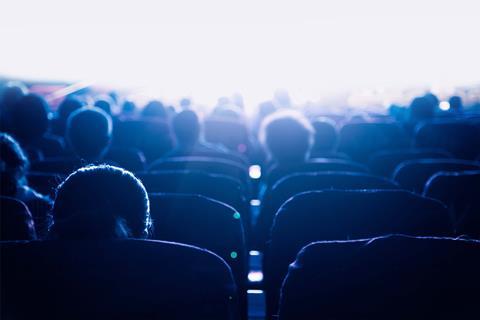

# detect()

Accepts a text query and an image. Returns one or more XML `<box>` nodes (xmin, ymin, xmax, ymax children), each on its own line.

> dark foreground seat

<box><xmin>148</xmin><ymin>193</ymin><xmax>248</xmax><ymax>319</ymax></box>
<box><xmin>255</xmin><ymin>172</ymin><xmax>398</xmax><ymax>249</ymax></box>
<box><xmin>1</xmin><ymin>240</ymin><xmax>238</xmax><ymax>320</ymax></box>
<box><xmin>279</xmin><ymin>235</ymin><xmax>480</xmax><ymax>320</ymax></box>
<box><xmin>424</xmin><ymin>170</ymin><xmax>480</xmax><ymax>238</ymax></box>
<box><xmin>263</xmin><ymin>190</ymin><xmax>452</xmax><ymax>319</ymax></box>
<box><xmin>0</xmin><ymin>196</ymin><xmax>36</xmax><ymax>241</ymax></box>
<box><xmin>393</xmin><ymin>159</ymin><xmax>480</xmax><ymax>193</ymax></box>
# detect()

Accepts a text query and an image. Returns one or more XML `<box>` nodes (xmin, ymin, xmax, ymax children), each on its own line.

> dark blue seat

<box><xmin>414</xmin><ymin>121</ymin><xmax>480</xmax><ymax>160</ymax></box>
<box><xmin>263</xmin><ymin>190</ymin><xmax>452</xmax><ymax>319</ymax></box>
<box><xmin>424</xmin><ymin>170</ymin><xmax>480</xmax><ymax>238</ymax></box>
<box><xmin>1</xmin><ymin>239</ymin><xmax>238</xmax><ymax>320</ymax></box>
<box><xmin>368</xmin><ymin>148</ymin><xmax>452</xmax><ymax>177</ymax></box>
<box><xmin>0</xmin><ymin>196</ymin><xmax>36</xmax><ymax>241</ymax></box>
<box><xmin>149</xmin><ymin>193</ymin><xmax>248</xmax><ymax>320</ymax></box>
<box><xmin>255</xmin><ymin>171</ymin><xmax>398</xmax><ymax>249</ymax></box>
<box><xmin>279</xmin><ymin>235</ymin><xmax>480</xmax><ymax>320</ymax></box>
<box><xmin>393</xmin><ymin>159</ymin><xmax>480</xmax><ymax>193</ymax></box>
<box><xmin>338</xmin><ymin>122</ymin><xmax>409</xmax><ymax>163</ymax></box>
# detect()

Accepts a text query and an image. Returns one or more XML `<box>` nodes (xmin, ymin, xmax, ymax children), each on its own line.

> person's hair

<box><xmin>311</xmin><ymin>117</ymin><xmax>337</xmax><ymax>152</ymax></box>
<box><xmin>0</xmin><ymin>133</ymin><xmax>29</xmax><ymax>196</ymax></box>
<box><xmin>259</xmin><ymin>110</ymin><xmax>314</xmax><ymax>164</ymax></box>
<box><xmin>142</xmin><ymin>100</ymin><xmax>167</xmax><ymax>118</ymax></box>
<box><xmin>94</xmin><ymin>99</ymin><xmax>112</xmax><ymax>115</ymax></box>
<box><xmin>50</xmin><ymin>165</ymin><xmax>151</xmax><ymax>239</ymax></box>
<box><xmin>449</xmin><ymin>96</ymin><xmax>463</xmax><ymax>112</ymax></box>
<box><xmin>66</xmin><ymin>107</ymin><xmax>113</xmax><ymax>160</ymax></box>
<box><xmin>10</xmin><ymin>94</ymin><xmax>50</xmax><ymax>142</ymax></box>
<box><xmin>409</xmin><ymin>96</ymin><xmax>435</xmax><ymax>121</ymax></box>
<box><xmin>172</xmin><ymin>110</ymin><xmax>200</xmax><ymax>145</ymax></box>
<box><xmin>57</xmin><ymin>97</ymin><xmax>84</xmax><ymax>120</ymax></box>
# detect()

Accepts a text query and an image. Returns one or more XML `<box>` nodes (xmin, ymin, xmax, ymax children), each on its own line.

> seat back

<box><xmin>265</xmin><ymin>159</ymin><xmax>368</xmax><ymax>188</ymax></box>
<box><xmin>149</xmin><ymin>193</ymin><xmax>247</xmax><ymax>319</ymax></box>
<box><xmin>368</xmin><ymin>148</ymin><xmax>452</xmax><ymax>177</ymax></box>
<box><xmin>149</xmin><ymin>156</ymin><xmax>249</xmax><ymax>188</ymax></box>
<box><xmin>255</xmin><ymin>172</ymin><xmax>398</xmax><ymax>249</ymax></box>
<box><xmin>1</xmin><ymin>240</ymin><xmax>238</xmax><ymax>320</ymax></box>
<box><xmin>393</xmin><ymin>159</ymin><xmax>480</xmax><ymax>193</ymax></box>
<box><xmin>105</xmin><ymin>147</ymin><xmax>146</xmax><ymax>172</ymax></box>
<box><xmin>424</xmin><ymin>170</ymin><xmax>480</xmax><ymax>237</ymax></box>
<box><xmin>0</xmin><ymin>196</ymin><xmax>36</xmax><ymax>241</ymax></box>
<box><xmin>279</xmin><ymin>235</ymin><xmax>480</xmax><ymax>320</ymax></box>
<box><xmin>338</xmin><ymin>122</ymin><xmax>409</xmax><ymax>163</ymax></box>
<box><xmin>264</xmin><ymin>190</ymin><xmax>452</xmax><ymax>318</ymax></box>
<box><xmin>414</xmin><ymin>121</ymin><xmax>480</xmax><ymax>160</ymax></box>
<box><xmin>138</xmin><ymin>171</ymin><xmax>250</xmax><ymax>229</ymax></box>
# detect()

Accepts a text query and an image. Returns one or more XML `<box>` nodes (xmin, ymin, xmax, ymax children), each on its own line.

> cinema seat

<box><xmin>424</xmin><ymin>170</ymin><xmax>480</xmax><ymax>238</ymax></box>
<box><xmin>149</xmin><ymin>193</ymin><xmax>248</xmax><ymax>320</ymax></box>
<box><xmin>1</xmin><ymin>240</ymin><xmax>239</xmax><ymax>320</ymax></box>
<box><xmin>263</xmin><ymin>190</ymin><xmax>452</xmax><ymax>319</ymax></box>
<box><xmin>279</xmin><ymin>235</ymin><xmax>480</xmax><ymax>320</ymax></box>
<box><xmin>368</xmin><ymin>148</ymin><xmax>452</xmax><ymax>177</ymax></box>
<box><xmin>0</xmin><ymin>196</ymin><xmax>36</xmax><ymax>241</ymax></box>
<box><xmin>255</xmin><ymin>171</ymin><xmax>398</xmax><ymax>249</ymax></box>
<box><xmin>393</xmin><ymin>159</ymin><xmax>480</xmax><ymax>193</ymax></box>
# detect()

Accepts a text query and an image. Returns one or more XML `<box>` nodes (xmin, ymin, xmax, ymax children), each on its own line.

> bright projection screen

<box><xmin>1</xmin><ymin>0</ymin><xmax>479</xmax><ymax>109</ymax></box>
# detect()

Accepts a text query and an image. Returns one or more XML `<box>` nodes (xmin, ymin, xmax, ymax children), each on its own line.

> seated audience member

<box><xmin>165</xmin><ymin>110</ymin><xmax>227</xmax><ymax>157</ymax></box>
<box><xmin>142</xmin><ymin>100</ymin><xmax>167</xmax><ymax>119</ymax></box>
<box><xmin>66</xmin><ymin>107</ymin><xmax>113</xmax><ymax>162</ymax></box>
<box><xmin>49</xmin><ymin>165</ymin><xmax>151</xmax><ymax>239</ymax></box>
<box><xmin>259</xmin><ymin>110</ymin><xmax>315</xmax><ymax>168</ymax></box>
<box><xmin>310</xmin><ymin>117</ymin><xmax>338</xmax><ymax>157</ymax></box>
<box><xmin>0</xmin><ymin>133</ymin><xmax>52</xmax><ymax>237</ymax></box>
<box><xmin>94</xmin><ymin>97</ymin><xmax>113</xmax><ymax>115</ymax></box>
<box><xmin>0</xmin><ymin>82</ymin><xmax>28</xmax><ymax>132</ymax></box>
<box><xmin>51</xmin><ymin>96</ymin><xmax>84</xmax><ymax>137</ymax></box>
<box><xmin>409</xmin><ymin>96</ymin><xmax>436</xmax><ymax>123</ymax></box>
<box><xmin>449</xmin><ymin>95</ymin><xmax>463</xmax><ymax>114</ymax></box>
<box><xmin>7</xmin><ymin>94</ymin><xmax>64</xmax><ymax>159</ymax></box>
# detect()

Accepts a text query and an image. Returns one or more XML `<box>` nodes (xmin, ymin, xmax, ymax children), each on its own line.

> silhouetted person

<box><xmin>409</xmin><ymin>96</ymin><xmax>436</xmax><ymax>122</ymax></box>
<box><xmin>310</xmin><ymin>117</ymin><xmax>338</xmax><ymax>157</ymax></box>
<box><xmin>165</xmin><ymin>110</ymin><xmax>227</xmax><ymax>157</ymax></box>
<box><xmin>50</xmin><ymin>165</ymin><xmax>151</xmax><ymax>239</ymax></box>
<box><xmin>142</xmin><ymin>100</ymin><xmax>167</xmax><ymax>119</ymax></box>
<box><xmin>260</xmin><ymin>110</ymin><xmax>314</xmax><ymax>167</ymax></box>
<box><xmin>0</xmin><ymin>133</ymin><xmax>52</xmax><ymax>237</ymax></box>
<box><xmin>66</xmin><ymin>107</ymin><xmax>112</xmax><ymax>162</ymax></box>
<box><xmin>121</xmin><ymin>100</ymin><xmax>137</xmax><ymax>116</ymax></box>
<box><xmin>449</xmin><ymin>95</ymin><xmax>463</xmax><ymax>114</ymax></box>
<box><xmin>7</xmin><ymin>94</ymin><xmax>64</xmax><ymax>159</ymax></box>
<box><xmin>0</xmin><ymin>82</ymin><xmax>28</xmax><ymax>132</ymax></box>
<box><xmin>94</xmin><ymin>98</ymin><xmax>113</xmax><ymax>115</ymax></box>
<box><xmin>51</xmin><ymin>96</ymin><xmax>84</xmax><ymax>136</ymax></box>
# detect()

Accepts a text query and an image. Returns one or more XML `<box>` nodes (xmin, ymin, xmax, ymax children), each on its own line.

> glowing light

<box><xmin>249</xmin><ymin>250</ymin><xmax>260</xmax><ymax>256</ymax></box>
<box><xmin>249</xmin><ymin>165</ymin><xmax>262</xmax><ymax>179</ymax></box>
<box><xmin>248</xmin><ymin>271</ymin><xmax>264</xmax><ymax>282</ymax></box>
<box><xmin>233</xmin><ymin>212</ymin><xmax>241</xmax><ymax>219</ymax></box>
<box><xmin>247</xmin><ymin>289</ymin><xmax>264</xmax><ymax>294</ymax></box>
<box><xmin>230</xmin><ymin>251</ymin><xmax>238</xmax><ymax>259</ymax></box>
<box><xmin>250</xmin><ymin>199</ymin><xmax>261</xmax><ymax>206</ymax></box>
<box><xmin>439</xmin><ymin>101</ymin><xmax>450</xmax><ymax>111</ymax></box>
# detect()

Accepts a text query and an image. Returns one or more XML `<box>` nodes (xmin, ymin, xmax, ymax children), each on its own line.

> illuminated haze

<box><xmin>1</xmin><ymin>0</ymin><xmax>479</xmax><ymax>110</ymax></box>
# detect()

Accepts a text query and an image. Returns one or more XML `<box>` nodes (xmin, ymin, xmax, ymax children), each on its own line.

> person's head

<box><xmin>172</xmin><ymin>110</ymin><xmax>201</xmax><ymax>146</ymax></box>
<box><xmin>50</xmin><ymin>165</ymin><xmax>151</xmax><ymax>239</ymax></box>
<box><xmin>409</xmin><ymin>96</ymin><xmax>435</xmax><ymax>122</ymax></box>
<box><xmin>66</xmin><ymin>107</ymin><xmax>112</xmax><ymax>161</ymax></box>
<box><xmin>142</xmin><ymin>100</ymin><xmax>167</xmax><ymax>118</ymax></box>
<box><xmin>9</xmin><ymin>94</ymin><xmax>50</xmax><ymax>142</ymax></box>
<box><xmin>311</xmin><ymin>117</ymin><xmax>337</xmax><ymax>153</ymax></box>
<box><xmin>260</xmin><ymin>110</ymin><xmax>314</xmax><ymax>165</ymax></box>
<box><xmin>94</xmin><ymin>98</ymin><xmax>112</xmax><ymax>115</ymax></box>
<box><xmin>53</xmin><ymin>97</ymin><xmax>84</xmax><ymax>136</ymax></box>
<box><xmin>449</xmin><ymin>96</ymin><xmax>463</xmax><ymax>113</ymax></box>
<box><xmin>0</xmin><ymin>133</ymin><xmax>29</xmax><ymax>196</ymax></box>
<box><xmin>1</xmin><ymin>82</ymin><xmax>28</xmax><ymax>108</ymax></box>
